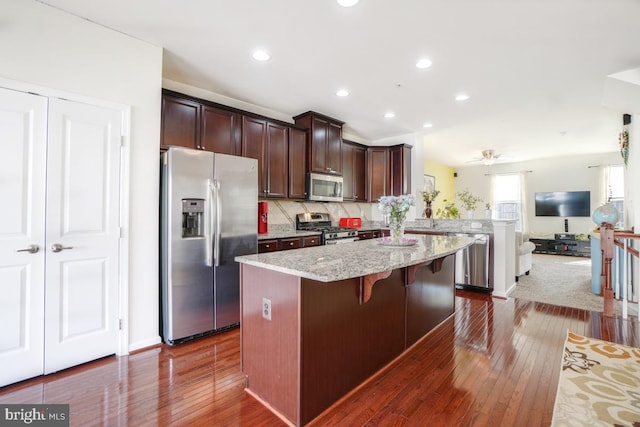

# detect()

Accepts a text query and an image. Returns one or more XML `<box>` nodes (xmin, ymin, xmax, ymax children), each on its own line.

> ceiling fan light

<box><xmin>482</xmin><ymin>149</ymin><xmax>496</xmax><ymax>165</ymax></box>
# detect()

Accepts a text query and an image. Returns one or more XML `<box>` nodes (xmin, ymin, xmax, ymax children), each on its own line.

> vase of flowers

<box><xmin>420</xmin><ymin>189</ymin><xmax>440</xmax><ymax>219</ymax></box>
<box><xmin>378</xmin><ymin>194</ymin><xmax>415</xmax><ymax>243</ymax></box>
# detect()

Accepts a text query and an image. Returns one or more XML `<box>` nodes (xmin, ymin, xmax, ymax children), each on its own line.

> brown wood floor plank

<box><xmin>1</xmin><ymin>290</ymin><xmax>638</xmax><ymax>426</ymax></box>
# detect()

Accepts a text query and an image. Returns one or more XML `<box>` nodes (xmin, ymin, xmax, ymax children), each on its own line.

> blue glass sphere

<box><xmin>592</xmin><ymin>203</ymin><xmax>620</xmax><ymax>226</ymax></box>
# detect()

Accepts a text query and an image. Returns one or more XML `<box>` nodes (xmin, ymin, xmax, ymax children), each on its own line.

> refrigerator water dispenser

<box><xmin>181</xmin><ymin>199</ymin><xmax>204</xmax><ymax>238</ymax></box>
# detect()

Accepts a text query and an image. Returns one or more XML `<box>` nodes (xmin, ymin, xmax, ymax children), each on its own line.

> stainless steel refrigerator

<box><xmin>160</xmin><ymin>146</ymin><xmax>258</xmax><ymax>344</ymax></box>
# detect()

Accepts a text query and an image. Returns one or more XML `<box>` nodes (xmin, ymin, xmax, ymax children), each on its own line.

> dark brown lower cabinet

<box><xmin>258</xmin><ymin>235</ymin><xmax>321</xmax><ymax>253</ymax></box>
<box><xmin>300</xmin><ymin>270</ymin><xmax>406</xmax><ymax>423</ymax></box>
<box><xmin>405</xmin><ymin>255</ymin><xmax>455</xmax><ymax>346</ymax></box>
<box><xmin>240</xmin><ymin>253</ymin><xmax>456</xmax><ymax>425</ymax></box>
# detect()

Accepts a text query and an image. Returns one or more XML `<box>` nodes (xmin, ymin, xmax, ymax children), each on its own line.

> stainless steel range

<box><xmin>295</xmin><ymin>213</ymin><xmax>358</xmax><ymax>245</ymax></box>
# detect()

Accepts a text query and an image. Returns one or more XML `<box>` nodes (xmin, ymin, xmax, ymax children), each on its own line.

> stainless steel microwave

<box><xmin>307</xmin><ymin>172</ymin><xmax>343</xmax><ymax>202</ymax></box>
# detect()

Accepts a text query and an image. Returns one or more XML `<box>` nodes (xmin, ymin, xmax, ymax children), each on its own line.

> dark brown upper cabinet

<box><xmin>293</xmin><ymin>111</ymin><xmax>344</xmax><ymax>175</ymax></box>
<box><xmin>342</xmin><ymin>140</ymin><xmax>367</xmax><ymax>202</ymax></box>
<box><xmin>367</xmin><ymin>147</ymin><xmax>390</xmax><ymax>202</ymax></box>
<box><xmin>161</xmin><ymin>94</ymin><xmax>200</xmax><ymax>149</ymax></box>
<box><xmin>265</xmin><ymin>122</ymin><xmax>288</xmax><ymax>198</ymax></box>
<box><xmin>390</xmin><ymin>144</ymin><xmax>412</xmax><ymax>196</ymax></box>
<box><xmin>288</xmin><ymin>127</ymin><xmax>307</xmax><ymax>199</ymax></box>
<box><xmin>242</xmin><ymin>116</ymin><xmax>289</xmax><ymax>198</ymax></box>
<box><xmin>161</xmin><ymin>90</ymin><xmax>240</xmax><ymax>155</ymax></box>
<box><xmin>200</xmin><ymin>105</ymin><xmax>241</xmax><ymax>155</ymax></box>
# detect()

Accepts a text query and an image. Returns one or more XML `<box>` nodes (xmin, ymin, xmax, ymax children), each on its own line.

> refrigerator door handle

<box><xmin>213</xmin><ymin>179</ymin><xmax>221</xmax><ymax>267</ymax></box>
<box><xmin>205</xmin><ymin>179</ymin><xmax>214</xmax><ymax>267</ymax></box>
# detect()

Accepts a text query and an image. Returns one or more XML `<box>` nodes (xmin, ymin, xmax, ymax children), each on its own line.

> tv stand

<box><xmin>530</xmin><ymin>235</ymin><xmax>591</xmax><ymax>257</ymax></box>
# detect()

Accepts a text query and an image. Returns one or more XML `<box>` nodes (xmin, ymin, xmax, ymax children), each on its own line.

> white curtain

<box><xmin>601</xmin><ymin>166</ymin><xmax>610</xmax><ymax>205</ymax></box>
<box><xmin>519</xmin><ymin>171</ymin><xmax>529</xmax><ymax>234</ymax></box>
<box><xmin>488</xmin><ymin>173</ymin><xmax>495</xmax><ymax>218</ymax></box>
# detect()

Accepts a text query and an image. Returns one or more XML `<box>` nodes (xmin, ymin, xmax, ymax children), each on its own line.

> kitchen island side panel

<box><xmin>240</xmin><ymin>264</ymin><xmax>301</xmax><ymax>425</ymax></box>
<box><xmin>405</xmin><ymin>254</ymin><xmax>456</xmax><ymax>347</ymax></box>
<box><xmin>300</xmin><ymin>270</ymin><xmax>406</xmax><ymax>424</ymax></box>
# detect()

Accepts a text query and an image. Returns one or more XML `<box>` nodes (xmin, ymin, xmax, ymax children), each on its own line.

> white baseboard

<box><xmin>129</xmin><ymin>336</ymin><xmax>162</xmax><ymax>353</ymax></box>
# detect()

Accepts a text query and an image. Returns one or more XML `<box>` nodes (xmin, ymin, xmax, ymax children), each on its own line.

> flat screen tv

<box><xmin>534</xmin><ymin>191</ymin><xmax>591</xmax><ymax>217</ymax></box>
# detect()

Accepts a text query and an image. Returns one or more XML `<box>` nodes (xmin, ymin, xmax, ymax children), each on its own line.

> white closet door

<box><xmin>0</xmin><ymin>88</ymin><xmax>48</xmax><ymax>387</ymax></box>
<box><xmin>44</xmin><ymin>98</ymin><xmax>122</xmax><ymax>374</ymax></box>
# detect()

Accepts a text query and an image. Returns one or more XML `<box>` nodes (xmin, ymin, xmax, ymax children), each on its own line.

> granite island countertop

<box><xmin>236</xmin><ymin>234</ymin><xmax>474</xmax><ymax>282</ymax></box>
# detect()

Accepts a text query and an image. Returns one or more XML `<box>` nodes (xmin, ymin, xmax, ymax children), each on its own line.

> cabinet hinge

<box><xmin>119</xmin><ymin>319</ymin><xmax>123</xmax><ymax>330</ymax></box>
<box><xmin>120</xmin><ymin>135</ymin><xmax>125</xmax><ymax>146</ymax></box>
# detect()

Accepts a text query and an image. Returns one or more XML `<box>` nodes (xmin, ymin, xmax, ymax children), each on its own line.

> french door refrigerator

<box><xmin>160</xmin><ymin>146</ymin><xmax>258</xmax><ymax>344</ymax></box>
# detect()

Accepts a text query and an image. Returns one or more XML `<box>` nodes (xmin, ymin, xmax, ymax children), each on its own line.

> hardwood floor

<box><xmin>1</xmin><ymin>291</ymin><xmax>638</xmax><ymax>426</ymax></box>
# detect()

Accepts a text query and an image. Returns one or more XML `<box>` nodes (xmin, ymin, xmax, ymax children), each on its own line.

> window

<box><xmin>493</xmin><ymin>173</ymin><xmax>522</xmax><ymax>231</ymax></box>
<box><xmin>607</xmin><ymin>165</ymin><xmax>624</xmax><ymax>228</ymax></box>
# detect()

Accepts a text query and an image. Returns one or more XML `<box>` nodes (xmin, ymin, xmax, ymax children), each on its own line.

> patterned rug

<box><xmin>552</xmin><ymin>331</ymin><xmax>640</xmax><ymax>426</ymax></box>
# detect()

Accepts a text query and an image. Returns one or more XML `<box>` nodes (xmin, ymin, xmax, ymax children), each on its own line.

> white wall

<box><xmin>0</xmin><ymin>0</ymin><xmax>163</xmax><ymax>350</ymax></box>
<box><xmin>454</xmin><ymin>152</ymin><xmax>623</xmax><ymax>237</ymax></box>
<box><xmin>628</xmin><ymin>117</ymin><xmax>638</xmax><ymax>231</ymax></box>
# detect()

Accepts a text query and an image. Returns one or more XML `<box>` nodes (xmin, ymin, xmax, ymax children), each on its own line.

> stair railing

<box><xmin>600</xmin><ymin>224</ymin><xmax>639</xmax><ymax>319</ymax></box>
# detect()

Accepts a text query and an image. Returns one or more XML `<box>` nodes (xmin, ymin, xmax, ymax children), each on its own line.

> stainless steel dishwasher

<box><xmin>453</xmin><ymin>233</ymin><xmax>492</xmax><ymax>291</ymax></box>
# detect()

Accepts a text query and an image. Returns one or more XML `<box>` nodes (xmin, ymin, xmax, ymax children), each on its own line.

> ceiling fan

<box><xmin>468</xmin><ymin>149</ymin><xmax>505</xmax><ymax>166</ymax></box>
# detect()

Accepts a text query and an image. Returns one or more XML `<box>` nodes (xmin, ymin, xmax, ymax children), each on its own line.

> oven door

<box><xmin>307</xmin><ymin>173</ymin><xmax>343</xmax><ymax>202</ymax></box>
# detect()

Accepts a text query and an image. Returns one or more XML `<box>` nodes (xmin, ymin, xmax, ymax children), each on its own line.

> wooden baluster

<box><xmin>600</xmin><ymin>224</ymin><xmax>614</xmax><ymax>317</ymax></box>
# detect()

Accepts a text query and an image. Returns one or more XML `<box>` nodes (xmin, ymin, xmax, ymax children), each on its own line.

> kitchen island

<box><xmin>235</xmin><ymin>234</ymin><xmax>473</xmax><ymax>426</ymax></box>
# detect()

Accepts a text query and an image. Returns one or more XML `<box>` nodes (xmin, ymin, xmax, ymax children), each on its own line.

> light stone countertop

<box><xmin>236</xmin><ymin>234</ymin><xmax>474</xmax><ymax>282</ymax></box>
<box><xmin>257</xmin><ymin>219</ymin><xmax>497</xmax><ymax>241</ymax></box>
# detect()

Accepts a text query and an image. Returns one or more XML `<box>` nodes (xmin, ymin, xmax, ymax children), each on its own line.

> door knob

<box><xmin>16</xmin><ymin>244</ymin><xmax>40</xmax><ymax>254</ymax></box>
<box><xmin>51</xmin><ymin>243</ymin><xmax>73</xmax><ymax>253</ymax></box>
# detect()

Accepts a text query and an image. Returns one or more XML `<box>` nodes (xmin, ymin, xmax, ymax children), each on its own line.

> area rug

<box><xmin>551</xmin><ymin>331</ymin><xmax>640</xmax><ymax>426</ymax></box>
<box><xmin>511</xmin><ymin>254</ymin><xmax>638</xmax><ymax>317</ymax></box>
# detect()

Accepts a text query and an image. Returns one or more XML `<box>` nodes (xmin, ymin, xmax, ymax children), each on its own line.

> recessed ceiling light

<box><xmin>423</xmin><ymin>123</ymin><xmax>433</xmax><ymax>128</ymax></box>
<box><xmin>337</xmin><ymin>0</ymin><xmax>359</xmax><ymax>6</ymax></box>
<box><xmin>384</xmin><ymin>112</ymin><xmax>395</xmax><ymax>118</ymax></box>
<box><xmin>416</xmin><ymin>58</ymin><xmax>432</xmax><ymax>69</ymax></box>
<box><xmin>252</xmin><ymin>50</ymin><xmax>271</xmax><ymax>61</ymax></box>
<box><xmin>336</xmin><ymin>89</ymin><xmax>349</xmax><ymax>97</ymax></box>
<box><xmin>455</xmin><ymin>94</ymin><xmax>470</xmax><ymax>101</ymax></box>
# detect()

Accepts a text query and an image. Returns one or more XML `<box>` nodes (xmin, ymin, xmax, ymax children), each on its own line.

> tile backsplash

<box><xmin>260</xmin><ymin>199</ymin><xmax>419</xmax><ymax>227</ymax></box>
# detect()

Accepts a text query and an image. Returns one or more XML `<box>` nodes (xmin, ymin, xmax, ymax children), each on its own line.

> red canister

<box><xmin>258</xmin><ymin>201</ymin><xmax>268</xmax><ymax>234</ymax></box>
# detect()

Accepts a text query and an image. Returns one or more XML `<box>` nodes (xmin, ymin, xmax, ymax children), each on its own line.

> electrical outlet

<box><xmin>262</xmin><ymin>297</ymin><xmax>272</xmax><ymax>321</ymax></box>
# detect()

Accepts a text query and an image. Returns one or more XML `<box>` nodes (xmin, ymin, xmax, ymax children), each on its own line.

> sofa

<box><xmin>516</xmin><ymin>232</ymin><xmax>536</xmax><ymax>280</ymax></box>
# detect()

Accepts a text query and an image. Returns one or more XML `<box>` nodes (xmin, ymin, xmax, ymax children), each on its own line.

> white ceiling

<box><xmin>40</xmin><ymin>0</ymin><xmax>640</xmax><ymax>166</ymax></box>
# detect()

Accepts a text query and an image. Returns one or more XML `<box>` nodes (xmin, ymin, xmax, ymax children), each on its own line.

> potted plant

<box><xmin>435</xmin><ymin>199</ymin><xmax>460</xmax><ymax>219</ymax></box>
<box><xmin>457</xmin><ymin>189</ymin><xmax>483</xmax><ymax>218</ymax></box>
